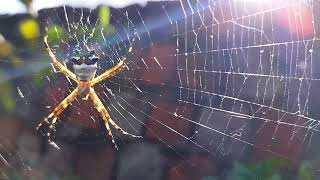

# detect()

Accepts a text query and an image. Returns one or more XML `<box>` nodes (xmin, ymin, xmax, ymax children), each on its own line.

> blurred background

<box><xmin>0</xmin><ymin>0</ymin><xmax>320</xmax><ymax>180</ymax></box>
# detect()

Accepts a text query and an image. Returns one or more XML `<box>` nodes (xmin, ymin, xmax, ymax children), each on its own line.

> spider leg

<box><xmin>44</xmin><ymin>35</ymin><xmax>78</xmax><ymax>83</ymax></box>
<box><xmin>89</xmin><ymin>37</ymin><xmax>136</xmax><ymax>86</ymax></box>
<box><xmin>89</xmin><ymin>87</ymin><xmax>141</xmax><ymax>149</ymax></box>
<box><xmin>108</xmin><ymin>119</ymin><xmax>142</xmax><ymax>138</ymax></box>
<box><xmin>104</xmin><ymin>118</ymin><xmax>118</xmax><ymax>150</ymax></box>
<box><xmin>88</xmin><ymin>87</ymin><xmax>118</xmax><ymax>149</ymax></box>
<box><xmin>37</xmin><ymin>88</ymin><xmax>80</xmax><ymax>143</ymax></box>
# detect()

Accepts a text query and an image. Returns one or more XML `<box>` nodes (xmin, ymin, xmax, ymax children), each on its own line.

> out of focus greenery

<box><xmin>0</xmin><ymin>34</ymin><xmax>24</xmax><ymax>67</ymax></box>
<box><xmin>0</xmin><ymin>34</ymin><xmax>14</xmax><ymax>57</ymax></box>
<box><xmin>0</xmin><ymin>2</ymin><xmax>115</xmax><ymax>116</ymax></box>
<box><xmin>298</xmin><ymin>161</ymin><xmax>315</xmax><ymax>180</ymax></box>
<box><xmin>20</xmin><ymin>0</ymin><xmax>32</xmax><ymax>8</ymax></box>
<box><xmin>99</xmin><ymin>6</ymin><xmax>115</xmax><ymax>35</ymax></box>
<box><xmin>202</xmin><ymin>159</ymin><xmax>316</xmax><ymax>180</ymax></box>
<box><xmin>45</xmin><ymin>5</ymin><xmax>114</xmax><ymax>45</ymax></box>
<box><xmin>226</xmin><ymin>159</ymin><xmax>288</xmax><ymax>180</ymax></box>
<box><xmin>46</xmin><ymin>25</ymin><xmax>66</xmax><ymax>44</ymax></box>
<box><xmin>99</xmin><ymin>6</ymin><xmax>111</xmax><ymax>27</ymax></box>
<box><xmin>0</xmin><ymin>70</ymin><xmax>16</xmax><ymax>113</ymax></box>
<box><xmin>19</xmin><ymin>0</ymin><xmax>33</xmax><ymax>15</ymax></box>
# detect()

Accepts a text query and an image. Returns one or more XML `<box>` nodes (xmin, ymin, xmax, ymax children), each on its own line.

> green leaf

<box><xmin>0</xmin><ymin>71</ymin><xmax>16</xmax><ymax>113</ymax></box>
<box><xmin>227</xmin><ymin>159</ymin><xmax>289</xmax><ymax>180</ymax></box>
<box><xmin>99</xmin><ymin>6</ymin><xmax>111</xmax><ymax>27</ymax></box>
<box><xmin>259</xmin><ymin>159</ymin><xmax>288</xmax><ymax>178</ymax></box>
<box><xmin>299</xmin><ymin>161</ymin><xmax>315</xmax><ymax>180</ymax></box>
<box><xmin>46</xmin><ymin>25</ymin><xmax>66</xmax><ymax>45</ymax></box>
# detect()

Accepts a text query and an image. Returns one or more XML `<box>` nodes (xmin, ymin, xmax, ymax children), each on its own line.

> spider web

<box><xmin>13</xmin><ymin>0</ymin><xmax>320</xmax><ymax>165</ymax></box>
<box><xmin>0</xmin><ymin>137</ymin><xmax>31</xmax><ymax>179</ymax></box>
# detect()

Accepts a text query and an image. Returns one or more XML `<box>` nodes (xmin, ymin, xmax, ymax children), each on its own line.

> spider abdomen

<box><xmin>77</xmin><ymin>81</ymin><xmax>90</xmax><ymax>100</ymax></box>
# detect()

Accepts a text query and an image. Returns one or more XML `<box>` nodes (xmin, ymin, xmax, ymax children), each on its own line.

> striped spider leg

<box><xmin>38</xmin><ymin>35</ymin><xmax>140</xmax><ymax>148</ymax></box>
<box><xmin>43</xmin><ymin>35</ymin><xmax>78</xmax><ymax>83</ymax></box>
<box><xmin>89</xmin><ymin>87</ymin><xmax>142</xmax><ymax>149</ymax></box>
<box><xmin>89</xmin><ymin>36</ymin><xmax>135</xmax><ymax>86</ymax></box>
<box><xmin>36</xmin><ymin>89</ymin><xmax>80</xmax><ymax>144</ymax></box>
<box><xmin>37</xmin><ymin>36</ymin><xmax>79</xmax><ymax>146</ymax></box>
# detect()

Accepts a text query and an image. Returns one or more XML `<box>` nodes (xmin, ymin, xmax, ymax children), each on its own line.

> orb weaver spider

<box><xmin>37</xmin><ymin>35</ymin><xmax>141</xmax><ymax>149</ymax></box>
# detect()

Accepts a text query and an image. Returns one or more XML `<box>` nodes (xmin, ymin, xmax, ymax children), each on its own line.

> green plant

<box><xmin>202</xmin><ymin>159</ymin><xmax>316</xmax><ymax>180</ymax></box>
<box><xmin>226</xmin><ymin>159</ymin><xmax>287</xmax><ymax>180</ymax></box>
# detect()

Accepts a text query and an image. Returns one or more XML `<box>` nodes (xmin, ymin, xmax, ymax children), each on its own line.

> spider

<box><xmin>37</xmin><ymin>35</ymin><xmax>141</xmax><ymax>149</ymax></box>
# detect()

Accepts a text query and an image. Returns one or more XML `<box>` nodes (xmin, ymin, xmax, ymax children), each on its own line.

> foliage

<box><xmin>202</xmin><ymin>159</ymin><xmax>316</xmax><ymax>180</ymax></box>
<box><xmin>45</xmin><ymin>6</ymin><xmax>115</xmax><ymax>47</ymax></box>
<box><xmin>0</xmin><ymin>70</ymin><xmax>16</xmax><ymax>113</ymax></box>
<box><xmin>99</xmin><ymin>6</ymin><xmax>111</xmax><ymax>27</ymax></box>
<box><xmin>0</xmin><ymin>34</ymin><xmax>14</xmax><ymax>57</ymax></box>
<box><xmin>0</xmin><ymin>4</ymin><xmax>117</xmax><ymax>116</ymax></box>
<box><xmin>99</xmin><ymin>6</ymin><xmax>115</xmax><ymax>36</ymax></box>
<box><xmin>226</xmin><ymin>159</ymin><xmax>287</xmax><ymax>180</ymax></box>
<box><xmin>46</xmin><ymin>25</ymin><xmax>66</xmax><ymax>44</ymax></box>
<box><xmin>19</xmin><ymin>0</ymin><xmax>32</xmax><ymax>7</ymax></box>
<box><xmin>298</xmin><ymin>161</ymin><xmax>315</xmax><ymax>180</ymax></box>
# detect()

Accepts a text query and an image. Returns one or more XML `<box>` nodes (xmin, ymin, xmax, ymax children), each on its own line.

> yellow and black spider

<box><xmin>37</xmin><ymin>35</ymin><xmax>141</xmax><ymax>149</ymax></box>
